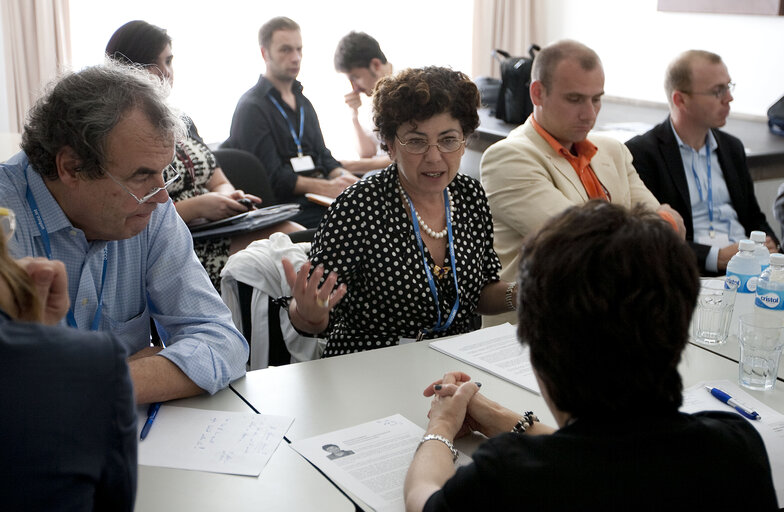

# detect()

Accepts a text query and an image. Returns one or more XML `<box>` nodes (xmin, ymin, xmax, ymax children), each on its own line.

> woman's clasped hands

<box><xmin>424</xmin><ymin>371</ymin><xmax>531</xmax><ymax>439</ymax></box>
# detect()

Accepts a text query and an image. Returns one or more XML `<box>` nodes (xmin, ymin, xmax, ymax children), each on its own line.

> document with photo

<box><xmin>429</xmin><ymin>323</ymin><xmax>540</xmax><ymax>394</ymax></box>
<box><xmin>681</xmin><ymin>380</ymin><xmax>784</xmax><ymax>506</ymax></box>
<box><xmin>137</xmin><ymin>405</ymin><xmax>294</xmax><ymax>476</ymax></box>
<box><xmin>290</xmin><ymin>414</ymin><xmax>470</xmax><ymax>512</ymax></box>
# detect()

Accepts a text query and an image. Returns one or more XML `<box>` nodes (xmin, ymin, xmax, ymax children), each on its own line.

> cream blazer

<box><xmin>480</xmin><ymin>117</ymin><xmax>660</xmax><ymax>327</ymax></box>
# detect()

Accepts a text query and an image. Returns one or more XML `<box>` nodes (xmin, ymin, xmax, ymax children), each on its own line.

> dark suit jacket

<box><xmin>626</xmin><ymin>117</ymin><xmax>778</xmax><ymax>274</ymax></box>
<box><xmin>0</xmin><ymin>311</ymin><xmax>137</xmax><ymax>511</ymax></box>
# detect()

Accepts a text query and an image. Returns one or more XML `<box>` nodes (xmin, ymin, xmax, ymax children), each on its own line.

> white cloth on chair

<box><xmin>220</xmin><ymin>232</ymin><xmax>323</xmax><ymax>369</ymax></box>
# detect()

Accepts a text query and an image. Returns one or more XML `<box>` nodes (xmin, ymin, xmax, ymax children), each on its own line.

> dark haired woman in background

<box><xmin>106</xmin><ymin>20</ymin><xmax>302</xmax><ymax>289</ymax></box>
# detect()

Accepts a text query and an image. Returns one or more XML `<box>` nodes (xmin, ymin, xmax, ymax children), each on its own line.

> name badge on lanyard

<box><xmin>267</xmin><ymin>94</ymin><xmax>316</xmax><ymax>173</ymax></box>
<box><xmin>291</xmin><ymin>155</ymin><xmax>315</xmax><ymax>173</ymax></box>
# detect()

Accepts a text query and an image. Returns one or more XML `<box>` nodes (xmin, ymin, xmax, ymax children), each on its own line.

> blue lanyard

<box><xmin>690</xmin><ymin>143</ymin><xmax>714</xmax><ymax>233</ymax></box>
<box><xmin>24</xmin><ymin>171</ymin><xmax>108</xmax><ymax>331</ymax></box>
<box><xmin>268</xmin><ymin>94</ymin><xmax>306</xmax><ymax>157</ymax></box>
<box><xmin>401</xmin><ymin>187</ymin><xmax>460</xmax><ymax>338</ymax></box>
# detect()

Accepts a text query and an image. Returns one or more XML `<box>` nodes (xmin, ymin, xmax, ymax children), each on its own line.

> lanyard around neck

<box><xmin>689</xmin><ymin>143</ymin><xmax>714</xmax><ymax>232</ymax></box>
<box><xmin>268</xmin><ymin>94</ymin><xmax>306</xmax><ymax>157</ymax></box>
<box><xmin>24</xmin><ymin>169</ymin><xmax>108</xmax><ymax>331</ymax></box>
<box><xmin>400</xmin><ymin>186</ymin><xmax>460</xmax><ymax>338</ymax></box>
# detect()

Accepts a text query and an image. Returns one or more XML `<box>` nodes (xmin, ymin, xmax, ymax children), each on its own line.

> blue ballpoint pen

<box><xmin>140</xmin><ymin>402</ymin><xmax>162</xmax><ymax>440</ymax></box>
<box><xmin>705</xmin><ymin>386</ymin><xmax>761</xmax><ymax>420</ymax></box>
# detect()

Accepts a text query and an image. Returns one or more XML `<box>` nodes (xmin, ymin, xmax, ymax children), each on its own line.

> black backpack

<box><xmin>494</xmin><ymin>45</ymin><xmax>541</xmax><ymax>124</ymax></box>
<box><xmin>768</xmin><ymin>95</ymin><xmax>784</xmax><ymax>136</ymax></box>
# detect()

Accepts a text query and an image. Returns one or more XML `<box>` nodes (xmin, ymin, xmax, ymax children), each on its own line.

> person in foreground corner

<box><xmin>0</xmin><ymin>213</ymin><xmax>137</xmax><ymax>511</ymax></box>
<box><xmin>404</xmin><ymin>201</ymin><xmax>778</xmax><ymax>511</ymax></box>
<box><xmin>480</xmin><ymin>39</ymin><xmax>685</xmax><ymax>328</ymax></box>
<box><xmin>626</xmin><ymin>49</ymin><xmax>778</xmax><ymax>275</ymax></box>
<box><xmin>0</xmin><ymin>63</ymin><xmax>248</xmax><ymax>404</ymax></box>
<box><xmin>282</xmin><ymin>66</ymin><xmax>517</xmax><ymax>356</ymax></box>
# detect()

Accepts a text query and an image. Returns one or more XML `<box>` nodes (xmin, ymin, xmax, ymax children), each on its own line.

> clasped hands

<box><xmin>423</xmin><ymin>371</ymin><xmax>527</xmax><ymax>441</ymax></box>
<box><xmin>15</xmin><ymin>257</ymin><xmax>70</xmax><ymax>325</ymax></box>
<box><xmin>281</xmin><ymin>258</ymin><xmax>347</xmax><ymax>334</ymax></box>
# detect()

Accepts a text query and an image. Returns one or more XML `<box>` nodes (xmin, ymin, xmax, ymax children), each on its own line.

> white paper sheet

<box><xmin>429</xmin><ymin>323</ymin><xmax>540</xmax><ymax>394</ymax></box>
<box><xmin>681</xmin><ymin>380</ymin><xmax>784</xmax><ymax>507</ymax></box>
<box><xmin>137</xmin><ymin>405</ymin><xmax>293</xmax><ymax>476</ymax></box>
<box><xmin>290</xmin><ymin>414</ymin><xmax>470</xmax><ymax>512</ymax></box>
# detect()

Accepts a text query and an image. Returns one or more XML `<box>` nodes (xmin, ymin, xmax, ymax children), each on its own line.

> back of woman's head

<box><xmin>372</xmin><ymin>66</ymin><xmax>479</xmax><ymax>153</ymax></box>
<box><xmin>106</xmin><ymin>20</ymin><xmax>171</xmax><ymax>66</ymax></box>
<box><xmin>516</xmin><ymin>201</ymin><xmax>699</xmax><ymax>417</ymax></box>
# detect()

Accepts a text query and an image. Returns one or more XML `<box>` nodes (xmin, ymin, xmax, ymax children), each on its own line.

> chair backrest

<box><xmin>212</xmin><ymin>148</ymin><xmax>278</xmax><ymax>206</ymax></box>
<box><xmin>237</xmin><ymin>282</ymin><xmax>292</xmax><ymax>367</ymax></box>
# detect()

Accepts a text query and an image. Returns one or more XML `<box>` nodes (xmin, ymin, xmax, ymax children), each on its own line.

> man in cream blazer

<box><xmin>481</xmin><ymin>40</ymin><xmax>682</xmax><ymax>327</ymax></box>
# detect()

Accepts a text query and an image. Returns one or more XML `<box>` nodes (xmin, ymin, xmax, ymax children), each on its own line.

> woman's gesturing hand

<box><xmin>282</xmin><ymin>258</ymin><xmax>347</xmax><ymax>334</ymax></box>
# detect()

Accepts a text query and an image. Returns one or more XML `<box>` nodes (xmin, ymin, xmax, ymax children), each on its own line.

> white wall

<box><xmin>68</xmin><ymin>0</ymin><xmax>473</xmax><ymax>157</ymax></box>
<box><xmin>534</xmin><ymin>0</ymin><xmax>784</xmax><ymax>118</ymax></box>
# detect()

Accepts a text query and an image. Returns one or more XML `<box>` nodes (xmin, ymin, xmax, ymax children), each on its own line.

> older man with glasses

<box><xmin>0</xmin><ymin>62</ymin><xmax>248</xmax><ymax>404</ymax></box>
<box><xmin>627</xmin><ymin>49</ymin><xmax>779</xmax><ymax>275</ymax></box>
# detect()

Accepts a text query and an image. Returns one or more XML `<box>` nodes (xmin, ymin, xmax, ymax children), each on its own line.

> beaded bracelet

<box><xmin>511</xmin><ymin>411</ymin><xmax>539</xmax><ymax>434</ymax></box>
<box><xmin>418</xmin><ymin>434</ymin><xmax>458</xmax><ymax>463</ymax></box>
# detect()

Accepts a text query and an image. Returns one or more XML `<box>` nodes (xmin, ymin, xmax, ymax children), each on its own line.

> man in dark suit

<box><xmin>627</xmin><ymin>50</ymin><xmax>778</xmax><ymax>274</ymax></box>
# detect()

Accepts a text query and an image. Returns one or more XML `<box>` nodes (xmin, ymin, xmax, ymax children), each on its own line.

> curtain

<box><xmin>472</xmin><ymin>0</ymin><xmax>536</xmax><ymax>79</ymax></box>
<box><xmin>1</xmin><ymin>0</ymin><xmax>71</xmax><ymax>132</ymax></box>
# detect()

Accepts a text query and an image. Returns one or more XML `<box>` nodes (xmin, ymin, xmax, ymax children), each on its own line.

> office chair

<box><xmin>212</xmin><ymin>148</ymin><xmax>278</xmax><ymax>206</ymax></box>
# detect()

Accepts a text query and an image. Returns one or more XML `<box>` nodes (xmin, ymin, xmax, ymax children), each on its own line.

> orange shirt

<box><xmin>530</xmin><ymin>116</ymin><xmax>609</xmax><ymax>201</ymax></box>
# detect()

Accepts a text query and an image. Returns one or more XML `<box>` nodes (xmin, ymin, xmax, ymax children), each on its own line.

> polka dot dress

<box><xmin>310</xmin><ymin>164</ymin><xmax>501</xmax><ymax>357</ymax></box>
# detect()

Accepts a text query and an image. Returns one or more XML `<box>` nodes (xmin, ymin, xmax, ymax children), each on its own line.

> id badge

<box><xmin>291</xmin><ymin>155</ymin><xmax>315</xmax><ymax>173</ymax></box>
<box><xmin>696</xmin><ymin>231</ymin><xmax>730</xmax><ymax>247</ymax></box>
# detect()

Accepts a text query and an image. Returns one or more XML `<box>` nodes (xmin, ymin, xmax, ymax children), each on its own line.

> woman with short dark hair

<box><xmin>284</xmin><ymin>66</ymin><xmax>515</xmax><ymax>356</ymax></box>
<box><xmin>404</xmin><ymin>201</ymin><xmax>778</xmax><ymax>511</ymax></box>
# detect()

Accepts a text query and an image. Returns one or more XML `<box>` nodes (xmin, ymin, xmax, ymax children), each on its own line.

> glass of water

<box><xmin>692</xmin><ymin>279</ymin><xmax>738</xmax><ymax>345</ymax></box>
<box><xmin>738</xmin><ymin>313</ymin><xmax>784</xmax><ymax>390</ymax></box>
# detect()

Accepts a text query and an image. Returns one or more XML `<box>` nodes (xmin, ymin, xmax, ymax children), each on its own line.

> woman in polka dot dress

<box><xmin>283</xmin><ymin>67</ymin><xmax>518</xmax><ymax>356</ymax></box>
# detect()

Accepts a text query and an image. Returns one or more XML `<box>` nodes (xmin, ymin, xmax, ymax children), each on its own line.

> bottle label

<box><xmin>755</xmin><ymin>288</ymin><xmax>784</xmax><ymax>310</ymax></box>
<box><xmin>725</xmin><ymin>272</ymin><xmax>758</xmax><ymax>293</ymax></box>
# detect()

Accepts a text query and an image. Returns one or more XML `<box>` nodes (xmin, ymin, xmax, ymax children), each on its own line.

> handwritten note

<box><xmin>137</xmin><ymin>406</ymin><xmax>293</xmax><ymax>476</ymax></box>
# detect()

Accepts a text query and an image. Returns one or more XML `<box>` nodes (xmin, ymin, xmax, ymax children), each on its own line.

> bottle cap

<box><xmin>770</xmin><ymin>253</ymin><xmax>784</xmax><ymax>266</ymax></box>
<box><xmin>738</xmin><ymin>240</ymin><xmax>755</xmax><ymax>252</ymax></box>
<box><xmin>750</xmin><ymin>231</ymin><xmax>766</xmax><ymax>243</ymax></box>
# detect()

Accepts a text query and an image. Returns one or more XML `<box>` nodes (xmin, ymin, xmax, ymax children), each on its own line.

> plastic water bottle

<box><xmin>754</xmin><ymin>253</ymin><xmax>784</xmax><ymax>318</ymax></box>
<box><xmin>750</xmin><ymin>231</ymin><xmax>771</xmax><ymax>271</ymax></box>
<box><xmin>725</xmin><ymin>240</ymin><xmax>761</xmax><ymax>294</ymax></box>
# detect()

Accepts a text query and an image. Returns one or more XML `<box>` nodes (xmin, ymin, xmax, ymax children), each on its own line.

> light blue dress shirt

<box><xmin>671</xmin><ymin>125</ymin><xmax>746</xmax><ymax>273</ymax></box>
<box><xmin>0</xmin><ymin>152</ymin><xmax>248</xmax><ymax>394</ymax></box>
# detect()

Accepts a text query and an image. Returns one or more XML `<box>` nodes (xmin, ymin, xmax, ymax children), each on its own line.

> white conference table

<box><xmin>690</xmin><ymin>290</ymin><xmax>784</xmax><ymax>381</ymax></box>
<box><xmin>232</xmin><ymin>336</ymin><xmax>784</xmax><ymax>441</ymax></box>
<box><xmin>134</xmin><ymin>387</ymin><xmax>354</xmax><ymax>512</ymax></box>
<box><xmin>231</xmin><ymin>337</ymin><xmax>784</xmax><ymax>511</ymax></box>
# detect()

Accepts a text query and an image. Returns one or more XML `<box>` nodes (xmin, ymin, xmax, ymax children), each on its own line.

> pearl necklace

<box><xmin>397</xmin><ymin>181</ymin><xmax>454</xmax><ymax>239</ymax></box>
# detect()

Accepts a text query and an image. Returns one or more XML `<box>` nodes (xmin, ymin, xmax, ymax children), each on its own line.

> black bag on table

<box><xmin>768</xmin><ymin>95</ymin><xmax>784</xmax><ymax>136</ymax></box>
<box><xmin>494</xmin><ymin>44</ymin><xmax>541</xmax><ymax>125</ymax></box>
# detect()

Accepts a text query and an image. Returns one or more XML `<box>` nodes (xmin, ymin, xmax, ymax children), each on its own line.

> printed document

<box><xmin>290</xmin><ymin>414</ymin><xmax>470</xmax><ymax>512</ymax></box>
<box><xmin>429</xmin><ymin>323</ymin><xmax>540</xmax><ymax>394</ymax></box>
<box><xmin>681</xmin><ymin>380</ymin><xmax>784</xmax><ymax>506</ymax></box>
<box><xmin>137</xmin><ymin>405</ymin><xmax>293</xmax><ymax>476</ymax></box>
